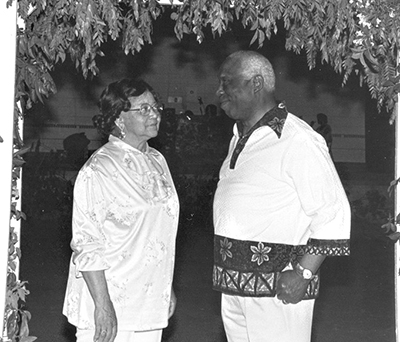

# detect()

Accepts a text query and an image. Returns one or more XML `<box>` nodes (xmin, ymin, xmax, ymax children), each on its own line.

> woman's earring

<box><xmin>115</xmin><ymin>119</ymin><xmax>126</xmax><ymax>140</ymax></box>
<box><xmin>119</xmin><ymin>127</ymin><xmax>126</xmax><ymax>140</ymax></box>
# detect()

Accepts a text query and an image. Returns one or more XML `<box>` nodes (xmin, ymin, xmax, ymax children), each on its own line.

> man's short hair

<box><xmin>228</xmin><ymin>50</ymin><xmax>276</xmax><ymax>93</ymax></box>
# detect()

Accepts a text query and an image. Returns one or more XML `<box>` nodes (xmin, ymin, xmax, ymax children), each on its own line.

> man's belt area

<box><xmin>212</xmin><ymin>235</ymin><xmax>327</xmax><ymax>298</ymax></box>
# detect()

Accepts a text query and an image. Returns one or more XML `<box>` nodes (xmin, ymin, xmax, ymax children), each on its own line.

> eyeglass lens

<box><xmin>141</xmin><ymin>104</ymin><xmax>163</xmax><ymax>116</ymax></box>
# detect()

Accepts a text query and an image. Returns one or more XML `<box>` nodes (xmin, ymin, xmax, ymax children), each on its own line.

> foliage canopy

<box><xmin>10</xmin><ymin>0</ymin><xmax>400</xmax><ymax>119</ymax></box>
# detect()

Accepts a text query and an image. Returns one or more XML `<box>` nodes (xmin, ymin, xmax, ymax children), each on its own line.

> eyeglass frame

<box><xmin>127</xmin><ymin>103</ymin><xmax>164</xmax><ymax>116</ymax></box>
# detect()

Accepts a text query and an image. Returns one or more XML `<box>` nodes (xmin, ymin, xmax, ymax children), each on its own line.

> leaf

<box><xmin>19</xmin><ymin>311</ymin><xmax>30</xmax><ymax>336</ymax></box>
<box><xmin>383</xmin><ymin>80</ymin><xmax>395</xmax><ymax>87</ymax></box>
<box><xmin>13</xmin><ymin>145</ymin><xmax>31</xmax><ymax>157</ymax></box>
<box><xmin>13</xmin><ymin>158</ymin><xmax>26</xmax><ymax>167</ymax></box>
<box><xmin>388</xmin><ymin>232</ymin><xmax>400</xmax><ymax>242</ymax></box>
<box><xmin>250</xmin><ymin>30</ymin><xmax>258</xmax><ymax>46</ymax></box>
<box><xmin>19</xmin><ymin>337</ymin><xmax>37</xmax><ymax>342</ymax></box>
<box><xmin>387</xmin><ymin>178</ymin><xmax>400</xmax><ymax>196</ymax></box>
<box><xmin>381</xmin><ymin>222</ymin><xmax>396</xmax><ymax>233</ymax></box>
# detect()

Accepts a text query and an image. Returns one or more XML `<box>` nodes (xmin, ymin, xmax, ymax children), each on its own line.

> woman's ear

<box><xmin>115</xmin><ymin>118</ymin><xmax>124</xmax><ymax>130</ymax></box>
<box><xmin>114</xmin><ymin>118</ymin><xmax>126</xmax><ymax>139</ymax></box>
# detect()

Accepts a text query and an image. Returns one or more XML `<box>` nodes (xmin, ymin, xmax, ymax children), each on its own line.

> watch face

<box><xmin>303</xmin><ymin>269</ymin><xmax>313</xmax><ymax>279</ymax></box>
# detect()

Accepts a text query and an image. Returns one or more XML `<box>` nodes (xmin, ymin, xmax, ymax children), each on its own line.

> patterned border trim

<box><xmin>230</xmin><ymin>102</ymin><xmax>288</xmax><ymax>169</ymax></box>
<box><xmin>214</xmin><ymin>236</ymin><xmax>296</xmax><ymax>273</ymax></box>
<box><xmin>306</xmin><ymin>239</ymin><xmax>350</xmax><ymax>256</ymax></box>
<box><xmin>212</xmin><ymin>265</ymin><xmax>320</xmax><ymax>298</ymax></box>
<box><xmin>214</xmin><ymin>235</ymin><xmax>350</xmax><ymax>274</ymax></box>
<box><xmin>212</xmin><ymin>235</ymin><xmax>348</xmax><ymax>297</ymax></box>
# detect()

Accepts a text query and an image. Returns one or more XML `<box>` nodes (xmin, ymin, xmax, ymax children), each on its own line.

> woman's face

<box><xmin>119</xmin><ymin>90</ymin><xmax>161</xmax><ymax>147</ymax></box>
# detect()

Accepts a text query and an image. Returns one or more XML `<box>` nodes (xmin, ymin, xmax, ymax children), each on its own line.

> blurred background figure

<box><xmin>63</xmin><ymin>132</ymin><xmax>90</xmax><ymax>169</ymax></box>
<box><xmin>311</xmin><ymin>113</ymin><xmax>333</xmax><ymax>160</ymax></box>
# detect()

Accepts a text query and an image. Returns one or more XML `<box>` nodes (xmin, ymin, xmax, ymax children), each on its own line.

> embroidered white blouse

<box><xmin>63</xmin><ymin>135</ymin><xmax>179</xmax><ymax>331</ymax></box>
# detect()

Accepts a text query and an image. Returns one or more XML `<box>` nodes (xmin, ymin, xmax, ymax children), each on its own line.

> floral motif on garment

<box><xmin>123</xmin><ymin>151</ymin><xmax>174</xmax><ymax>205</ymax></box>
<box><xmin>107</xmin><ymin>276</ymin><xmax>129</xmax><ymax>305</ymax></box>
<box><xmin>250</xmin><ymin>242</ymin><xmax>272</xmax><ymax>266</ymax></box>
<box><xmin>144</xmin><ymin>239</ymin><xmax>167</xmax><ymax>267</ymax></box>
<box><xmin>213</xmin><ymin>235</ymin><xmax>349</xmax><ymax>297</ymax></box>
<box><xmin>161</xmin><ymin>286</ymin><xmax>172</xmax><ymax>306</ymax></box>
<box><xmin>268</xmin><ymin>117</ymin><xmax>286</xmax><ymax>134</ymax></box>
<box><xmin>106</xmin><ymin>198</ymin><xmax>138</xmax><ymax>226</ymax></box>
<box><xmin>220</xmin><ymin>237</ymin><xmax>233</xmax><ymax>261</ymax></box>
<box><xmin>118</xmin><ymin>250</ymin><xmax>131</xmax><ymax>261</ymax></box>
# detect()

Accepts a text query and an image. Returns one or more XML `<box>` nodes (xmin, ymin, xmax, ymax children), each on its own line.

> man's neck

<box><xmin>240</xmin><ymin>102</ymin><xmax>277</xmax><ymax>135</ymax></box>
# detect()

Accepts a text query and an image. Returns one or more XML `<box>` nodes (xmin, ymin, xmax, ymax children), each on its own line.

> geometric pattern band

<box><xmin>212</xmin><ymin>265</ymin><xmax>320</xmax><ymax>298</ymax></box>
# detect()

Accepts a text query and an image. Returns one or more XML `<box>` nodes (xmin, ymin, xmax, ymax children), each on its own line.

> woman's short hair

<box><xmin>93</xmin><ymin>79</ymin><xmax>157</xmax><ymax>136</ymax></box>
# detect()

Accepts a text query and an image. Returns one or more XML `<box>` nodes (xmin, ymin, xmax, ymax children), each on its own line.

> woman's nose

<box><xmin>148</xmin><ymin>107</ymin><xmax>161</xmax><ymax>117</ymax></box>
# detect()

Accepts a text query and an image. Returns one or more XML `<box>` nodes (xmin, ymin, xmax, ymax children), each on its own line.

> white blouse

<box><xmin>63</xmin><ymin>135</ymin><xmax>179</xmax><ymax>331</ymax></box>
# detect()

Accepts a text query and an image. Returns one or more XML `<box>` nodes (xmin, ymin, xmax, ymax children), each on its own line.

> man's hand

<box><xmin>276</xmin><ymin>270</ymin><xmax>310</xmax><ymax>305</ymax></box>
<box><xmin>93</xmin><ymin>300</ymin><xmax>117</xmax><ymax>342</ymax></box>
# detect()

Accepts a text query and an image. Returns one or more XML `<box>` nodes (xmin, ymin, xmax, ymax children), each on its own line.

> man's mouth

<box><xmin>220</xmin><ymin>100</ymin><xmax>229</xmax><ymax>108</ymax></box>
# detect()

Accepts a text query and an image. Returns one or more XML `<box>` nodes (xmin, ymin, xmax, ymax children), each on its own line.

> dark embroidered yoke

<box><xmin>213</xmin><ymin>235</ymin><xmax>350</xmax><ymax>298</ymax></box>
<box><xmin>230</xmin><ymin>102</ymin><xmax>288</xmax><ymax>169</ymax></box>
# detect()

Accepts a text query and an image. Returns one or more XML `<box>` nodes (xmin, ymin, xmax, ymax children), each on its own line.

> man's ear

<box><xmin>252</xmin><ymin>75</ymin><xmax>264</xmax><ymax>93</ymax></box>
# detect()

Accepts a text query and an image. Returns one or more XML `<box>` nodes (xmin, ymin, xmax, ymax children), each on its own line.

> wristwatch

<box><xmin>294</xmin><ymin>263</ymin><xmax>315</xmax><ymax>280</ymax></box>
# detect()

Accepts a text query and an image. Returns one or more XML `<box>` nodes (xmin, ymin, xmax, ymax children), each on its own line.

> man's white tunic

<box><xmin>213</xmin><ymin>106</ymin><xmax>350</xmax><ymax>297</ymax></box>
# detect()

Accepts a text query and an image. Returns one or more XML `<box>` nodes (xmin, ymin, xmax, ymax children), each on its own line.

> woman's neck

<box><xmin>122</xmin><ymin>136</ymin><xmax>147</xmax><ymax>152</ymax></box>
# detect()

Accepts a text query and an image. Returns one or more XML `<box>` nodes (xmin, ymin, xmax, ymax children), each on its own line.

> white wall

<box><xmin>24</xmin><ymin>36</ymin><xmax>366</xmax><ymax>163</ymax></box>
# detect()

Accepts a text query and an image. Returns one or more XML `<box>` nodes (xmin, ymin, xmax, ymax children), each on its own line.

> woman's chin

<box><xmin>148</xmin><ymin>128</ymin><xmax>159</xmax><ymax>137</ymax></box>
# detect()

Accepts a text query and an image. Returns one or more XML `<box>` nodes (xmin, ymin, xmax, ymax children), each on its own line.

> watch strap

<box><xmin>294</xmin><ymin>262</ymin><xmax>315</xmax><ymax>280</ymax></box>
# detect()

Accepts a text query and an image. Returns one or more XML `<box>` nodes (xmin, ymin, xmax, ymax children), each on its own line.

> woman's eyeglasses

<box><xmin>128</xmin><ymin>103</ymin><xmax>164</xmax><ymax>116</ymax></box>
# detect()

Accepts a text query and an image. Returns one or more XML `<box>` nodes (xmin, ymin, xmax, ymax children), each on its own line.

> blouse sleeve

<box><xmin>70</xmin><ymin>164</ymin><xmax>111</xmax><ymax>277</ymax></box>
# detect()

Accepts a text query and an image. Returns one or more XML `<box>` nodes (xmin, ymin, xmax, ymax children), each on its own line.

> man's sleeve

<box><xmin>286</xmin><ymin>134</ymin><xmax>351</xmax><ymax>256</ymax></box>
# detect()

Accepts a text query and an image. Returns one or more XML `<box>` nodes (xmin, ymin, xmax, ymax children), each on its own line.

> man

<box><xmin>212</xmin><ymin>50</ymin><xmax>351</xmax><ymax>342</ymax></box>
<box><xmin>315</xmin><ymin>113</ymin><xmax>334</xmax><ymax>159</ymax></box>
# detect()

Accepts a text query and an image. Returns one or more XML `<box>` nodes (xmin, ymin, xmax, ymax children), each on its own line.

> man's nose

<box><xmin>216</xmin><ymin>84</ymin><xmax>224</xmax><ymax>96</ymax></box>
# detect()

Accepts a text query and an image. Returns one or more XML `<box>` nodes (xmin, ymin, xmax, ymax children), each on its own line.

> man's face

<box><xmin>216</xmin><ymin>58</ymin><xmax>254</xmax><ymax>121</ymax></box>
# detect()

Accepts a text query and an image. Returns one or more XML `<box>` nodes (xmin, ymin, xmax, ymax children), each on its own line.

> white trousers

<box><xmin>76</xmin><ymin>328</ymin><xmax>162</xmax><ymax>342</ymax></box>
<box><xmin>221</xmin><ymin>294</ymin><xmax>315</xmax><ymax>342</ymax></box>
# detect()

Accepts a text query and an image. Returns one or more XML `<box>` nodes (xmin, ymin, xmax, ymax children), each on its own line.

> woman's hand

<box><xmin>93</xmin><ymin>300</ymin><xmax>118</xmax><ymax>342</ymax></box>
<box><xmin>81</xmin><ymin>270</ymin><xmax>118</xmax><ymax>342</ymax></box>
<box><xmin>168</xmin><ymin>287</ymin><xmax>177</xmax><ymax>319</ymax></box>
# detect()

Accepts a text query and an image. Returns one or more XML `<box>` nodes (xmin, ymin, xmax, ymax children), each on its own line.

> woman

<box><xmin>63</xmin><ymin>79</ymin><xmax>180</xmax><ymax>342</ymax></box>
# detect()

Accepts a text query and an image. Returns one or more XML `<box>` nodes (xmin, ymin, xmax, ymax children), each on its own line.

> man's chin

<box><xmin>220</xmin><ymin>102</ymin><xmax>230</xmax><ymax>113</ymax></box>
